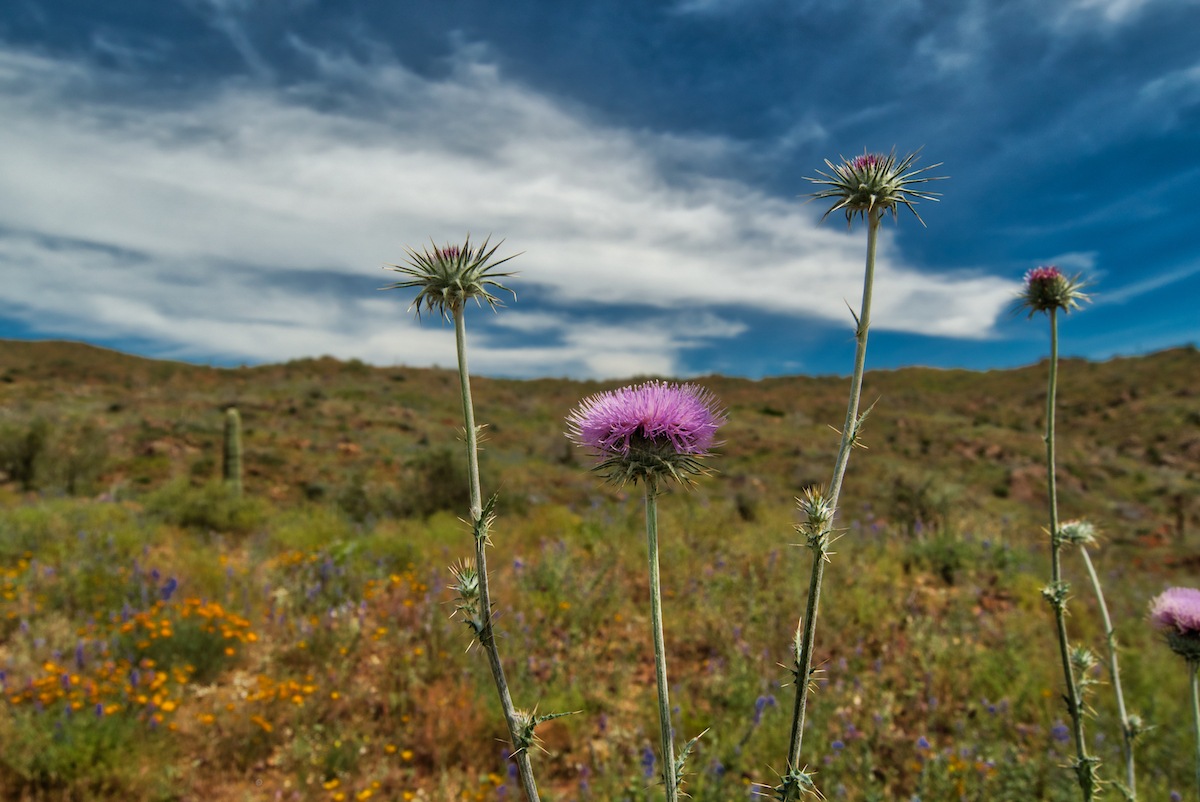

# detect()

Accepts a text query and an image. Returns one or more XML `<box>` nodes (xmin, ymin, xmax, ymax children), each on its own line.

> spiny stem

<box><xmin>1079</xmin><ymin>545</ymin><xmax>1136</xmax><ymax>797</ymax></box>
<box><xmin>644</xmin><ymin>477</ymin><xmax>679</xmax><ymax>802</ymax></box>
<box><xmin>1045</xmin><ymin>308</ymin><xmax>1093</xmax><ymax>801</ymax></box>
<box><xmin>455</xmin><ymin>308</ymin><xmax>541</xmax><ymax>802</ymax></box>
<box><xmin>786</xmin><ymin>207</ymin><xmax>880</xmax><ymax>775</ymax></box>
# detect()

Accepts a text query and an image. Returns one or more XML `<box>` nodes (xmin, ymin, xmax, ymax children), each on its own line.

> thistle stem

<box><xmin>644</xmin><ymin>477</ymin><xmax>679</xmax><ymax>802</ymax></box>
<box><xmin>1079</xmin><ymin>545</ymin><xmax>1136</xmax><ymax>797</ymax></box>
<box><xmin>786</xmin><ymin>207</ymin><xmax>880</xmax><ymax>777</ymax></box>
<box><xmin>1045</xmin><ymin>308</ymin><xmax>1093</xmax><ymax>801</ymax></box>
<box><xmin>1191</xmin><ymin>662</ymin><xmax>1200</xmax><ymax>802</ymax></box>
<box><xmin>455</xmin><ymin>308</ymin><xmax>541</xmax><ymax>802</ymax></box>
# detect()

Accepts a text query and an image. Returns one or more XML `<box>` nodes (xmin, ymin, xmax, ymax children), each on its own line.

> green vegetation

<box><xmin>0</xmin><ymin>340</ymin><xmax>1197</xmax><ymax>800</ymax></box>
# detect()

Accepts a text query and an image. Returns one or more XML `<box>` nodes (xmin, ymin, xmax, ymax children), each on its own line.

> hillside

<box><xmin>1</xmin><ymin>339</ymin><xmax>1196</xmax><ymax>542</ymax></box>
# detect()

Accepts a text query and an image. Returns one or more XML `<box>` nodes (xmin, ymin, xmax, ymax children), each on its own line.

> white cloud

<box><xmin>0</xmin><ymin>42</ymin><xmax>1017</xmax><ymax>378</ymax></box>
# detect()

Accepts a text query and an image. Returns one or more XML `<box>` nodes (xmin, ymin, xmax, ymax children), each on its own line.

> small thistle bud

<box><xmin>1041</xmin><ymin>581</ymin><xmax>1071</xmax><ymax>611</ymax></box>
<box><xmin>774</xmin><ymin>765</ymin><xmax>823</xmax><ymax>801</ymax></box>
<box><xmin>1124</xmin><ymin>713</ymin><xmax>1149</xmax><ymax>742</ymax></box>
<box><xmin>1059</xmin><ymin>519</ymin><xmax>1097</xmax><ymax>547</ymax></box>
<box><xmin>565</xmin><ymin>381</ymin><xmax>726</xmax><ymax>486</ymax></box>
<box><xmin>512</xmin><ymin>708</ymin><xmax>578</xmax><ymax>753</ymax></box>
<box><xmin>448</xmin><ymin>561</ymin><xmax>483</xmax><ymax>635</ymax></box>
<box><xmin>796</xmin><ymin>487</ymin><xmax>835</xmax><ymax>536</ymax></box>
<box><xmin>1018</xmin><ymin>265</ymin><xmax>1090</xmax><ymax>316</ymax></box>
<box><xmin>1149</xmin><ymin>586</ymin><xmax>1200</xmax><ymax>663</ymax></box>
<box><xmin>1070</xmin><ymin>645</ymin><xmax>1098</xmax><ymax>680</ymax></box>
<box><xmin>382</xmin><ymin>235</ymin><xmax>517</xmax><ymax>319</ymax></box>
<box><xmin>807</xmin><ymin>148</ymin><xmax>945</xmax><ymax>227</ymax></box>
<box><xmin>795</xmin><ymin>488</ymin><xmax>835</xmax><ymax>554</ymax></box>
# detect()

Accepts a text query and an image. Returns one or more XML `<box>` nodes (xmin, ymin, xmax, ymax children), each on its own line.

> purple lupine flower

<box><xmin>1050</xmin><ymin>722</ymin><xmax>1071</xmax><ymax>743</ymax></box>
<box><xmin>916</xmin><ymin>735</ymin><xmax>931</xmax><ymax>750</ymax></box>
<box><xmin>566</xmin><ymin>381</ymin><xmax>725</xmax><ymax>485</ymax></box>
<box><xmin>753</xmin><ymin>694</ymin><xmax>777</xmax><ymax>726</ymax></box>
<box><xmin>640</xmin><ymin>745</ymin><xmax>656</xmax><ymax>779</ymax></box>
<box><xmin>1149</xmin><ymin>586</ymin><xmax>1200</xmax><ymax>661</ymax></box>
<box><xmin>160</xmin><ymin>576</ymin><xmax>178</xmax><ymax>602</ymax></box>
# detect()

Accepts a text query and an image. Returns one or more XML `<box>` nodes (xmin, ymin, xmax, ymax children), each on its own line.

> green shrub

<box><xmin>144</xmin><ymin>479</ymin><xmax>267</xmax><ymax>534</ymax></box>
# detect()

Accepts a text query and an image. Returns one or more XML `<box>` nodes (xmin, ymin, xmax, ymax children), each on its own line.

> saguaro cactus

<box><xmin>223</xmin><ymin>407</ymin><xmax>243</xmax><ymax>497</ymax></box>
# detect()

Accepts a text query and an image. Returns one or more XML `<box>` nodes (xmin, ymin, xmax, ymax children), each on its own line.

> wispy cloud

<box><xmin>0</xmin><ymin>40</ymin><xmax>1016</xmax><ymax>378</ymax></box>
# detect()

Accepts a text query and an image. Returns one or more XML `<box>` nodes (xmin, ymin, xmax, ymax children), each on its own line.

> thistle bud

<box><xmin>1018</xmin><ymin>265</ymin><xmax>1089</xmax><ymax>316</ymax></box>
<box><xmin>382</xmin><ymin>235</ymin><xmax>517</xmax><ymax>319</ymax></box>
<box><xmin>1058</xmin><ymin>519</ymin><xmax>1097</xmax><ymax>547</ymax></box>
<box><xmin>796</xmin><ymin>487</ymin><xmax>835</xmax><ymax>542</ymax></box>
<box><xmin>807</xmin><ymin>148</ymin><xmax>945</xmax><ymax>227</ymax></box>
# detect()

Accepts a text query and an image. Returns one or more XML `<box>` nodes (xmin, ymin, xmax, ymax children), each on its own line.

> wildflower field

<box><xmin>0</xmin><ymin>339</ymin><xmax>1197</xmax><ymax>801</ymax></box>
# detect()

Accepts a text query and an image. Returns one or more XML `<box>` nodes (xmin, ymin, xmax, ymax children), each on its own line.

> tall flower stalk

<box><xmin>1021</xmin><ymin>265</ymin><xmax>1098</xmax><ymax>800</ymax></box>
<box><xmin>1149</xmin><ymin>587</ymin><xmax>1200</xmax><ymax>801</ymax></box>
<box><xmin>1060</xmin><ymin>521</ymin><xmax>1142</xmax><ymax>797</ymax></box>
<box><xmin>776</xmin><ymin>149</ymin><xmax>943</xmax><ymax>800</ymax></box>
<box><xmin>383</xmin><ymin>236</ymin><xmax>546</xmax><ymax>802</ymax></box>
<box><xmin>1063</xmin><ymin>520</ymin><xmax>1142</xmax><ymax>799</ymax></box>
<box><xmin>567</xmin><ymin>381</ymin><xmax>725</xmax><ymax>801</ymax></box>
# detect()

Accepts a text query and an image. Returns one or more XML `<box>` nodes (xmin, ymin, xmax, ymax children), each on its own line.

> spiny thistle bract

<box><xmin>806</xmin><ymin>148</ymin><xmax>946</xmax><ymax>226</ymax></box>
<box><xmin>1018</xmin><ymin>265</ymin><xmax>1090</xmax><ymax>316</ymax></box>
<box><xmin>565</xmin><ymin>381</ymin><xmax>726</xmax><ymax>486</ymax></box>
<box><xmin>382</xmin><ymin>235</ymin><xmax>517</xmax><ymax>319</ymax></box>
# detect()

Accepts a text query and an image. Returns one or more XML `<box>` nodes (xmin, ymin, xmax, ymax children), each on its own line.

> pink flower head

<box><xmin>1149</xmin><ymin>587</ymin><xmax>1200</xmax><ymax>662</ymax></box>
<box><xmin>1150</xmin><ymin>587</ymin><xmax>1200</xmax><ymax>634</ymax></box>
<box><xmin>1024</xmin><ymin>265</ymin><xmax>1063</xmax><ymax>286</ymax></box>
<box><xmin>1017</xmin><ymin>265</ymin><xmax>1089</xmax><ymax>316</ymax></box>
<box><xmin>566</xmin><ymin>381</ymin><xmax>725</xmax><ymax>485</ymax></box>
<box><xmin>851</xmin><ymin>152</ymin><xmax>884</xmax><ymax>171</ymax></box>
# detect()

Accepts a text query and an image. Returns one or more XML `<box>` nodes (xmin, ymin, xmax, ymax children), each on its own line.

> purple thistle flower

<box><xmin>565</xmin><ymin>381</ymin><xmax>725</xmax><ymax>485</ymax></box>
<box><xmin>1150</xmin><ymin>587</ymin><xmax>1200</xmax><ymax>634</ymax></box>
<box><xmin>1149</xmin><ymin>586</ymin><xmax>1200</xmax><ymax>661</ymax></box>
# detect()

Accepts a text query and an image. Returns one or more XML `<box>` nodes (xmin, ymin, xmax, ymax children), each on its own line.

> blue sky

<box><xmin>2</xmin><ymin>0</ymin><xmax>1198</xmax><ymax>379</ymax></box>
